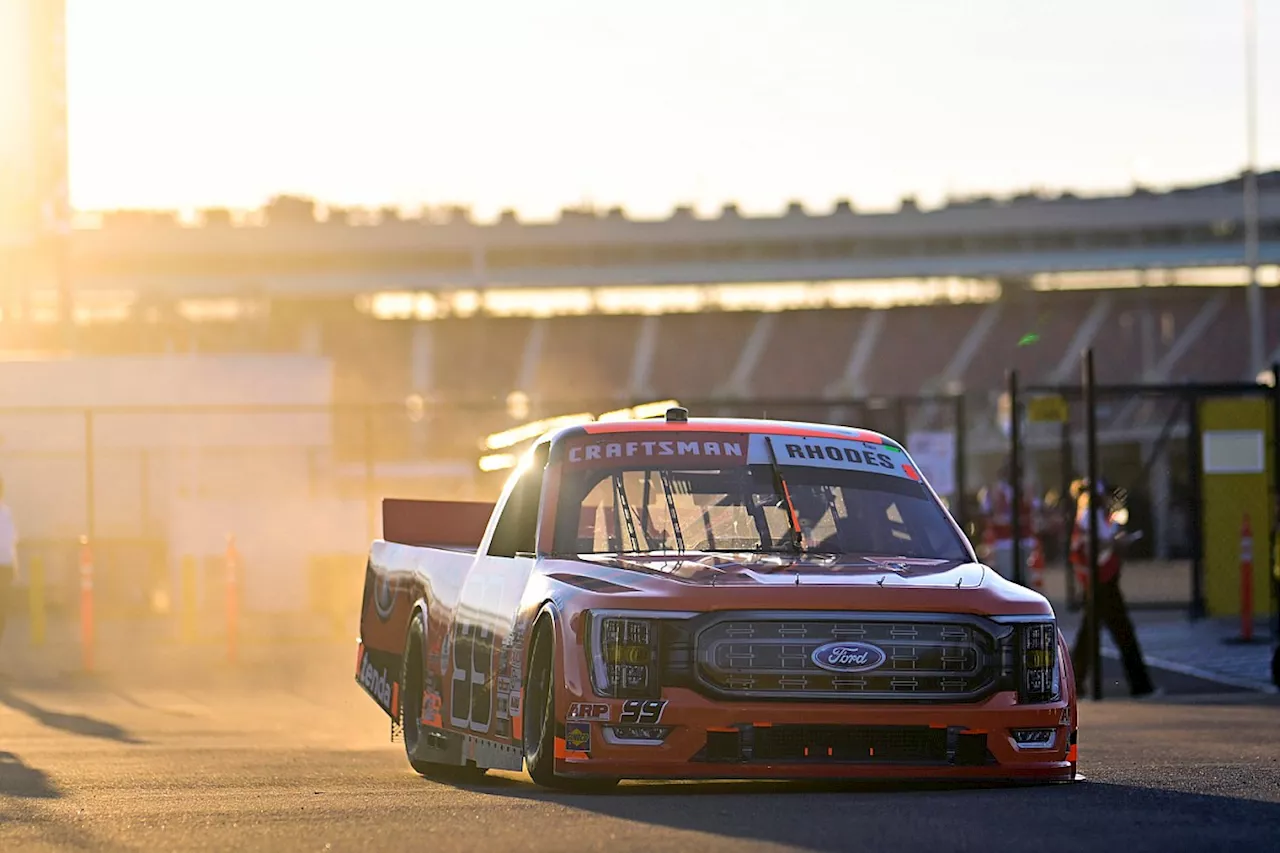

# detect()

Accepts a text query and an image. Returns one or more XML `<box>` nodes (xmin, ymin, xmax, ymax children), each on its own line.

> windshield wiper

<box><xmin>657</xmin><ymin>469</ymin><xmax>686</xmax><ymax>554</ymax></box>
<box><xmin>764</xmin><ymin>436</ymin><xmax>805</xmax><ymax>554</ymax></box>
<box><xmin>612</xmin><ymin>473</ymin><xmax>641</xmax><ymax>551</ymax></box>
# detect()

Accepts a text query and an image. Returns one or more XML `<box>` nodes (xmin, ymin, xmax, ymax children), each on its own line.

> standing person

<box><xmin>1069</xmin><ymin>477</ymin><xmax>1157</xmax><ymax>698</ymax></box>
<box><xmin>0</xmin><ymin>476</ymin><xmax>18</xmax><ymax>651</ymax></box>
<box><xmin>979</xmin><ymin>462</ymin><xmax>1036</xmax><ymax>581</ymax></box>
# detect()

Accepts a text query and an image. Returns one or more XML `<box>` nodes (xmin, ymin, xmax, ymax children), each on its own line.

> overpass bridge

<box><xmin>13</xmin><ymin>171</ymin><xmax>1280</xmax><ymax>301</ymax></box>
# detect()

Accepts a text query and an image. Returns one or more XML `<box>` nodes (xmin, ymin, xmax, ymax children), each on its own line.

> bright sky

<box><xmin>64</xmin><ymin>0</ymin><xmax>1280</xmax><ymax>220</ymax></box>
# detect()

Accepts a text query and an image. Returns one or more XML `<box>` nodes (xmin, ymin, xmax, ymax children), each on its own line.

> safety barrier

<box><xmin>14</xmin><ymin>534</ymin><xmax>362</xmax><ymax>672</ymax></box>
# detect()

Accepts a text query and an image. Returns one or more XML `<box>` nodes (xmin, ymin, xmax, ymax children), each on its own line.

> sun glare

<box><xmin>51</xmin><ymin>0</ymin><xmax>1279</xmax><ymax>219</ymax></box>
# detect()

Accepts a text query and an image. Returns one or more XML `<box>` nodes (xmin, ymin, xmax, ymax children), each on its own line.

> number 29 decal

<box><xmin>619</xmin><ymin>699</ymin><xmax>667</xmax><ymax>725</ymax></box>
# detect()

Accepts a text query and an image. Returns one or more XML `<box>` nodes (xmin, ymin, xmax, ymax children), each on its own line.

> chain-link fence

<box><xmin>0</xmin><ymin>404</ymin><xmax>420</xmax><ymax>647</ymax></box>
<box><xmin>0</xmin><ymin>397</ymin><xmax>974</xmax><ymax>629</ymax></box>
<box><xmin>13</xmin><ymin>389</ymin><xmax>1237</xmax><ymax>669</ymax></box>
<box><xmin>1010</xmin><ymin>389</ymin><xmax>1196</xmax><ymax>612</ymax></box>
<box><xmin>1019</xmin><ymin>378</ymin><xmax>1280</xmax><ymax>617</ymax></box>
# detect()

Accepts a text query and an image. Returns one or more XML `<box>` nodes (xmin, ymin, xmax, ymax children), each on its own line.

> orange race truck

<box><xmin>355</xmin><ymin>409</ymin><xmax>1078</xmax><ymax>789</ymax></box>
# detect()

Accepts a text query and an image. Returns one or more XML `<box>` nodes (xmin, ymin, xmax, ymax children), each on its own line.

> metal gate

<box><xmin>1019</xmin><ymin>375</ymin><xmax>1280</xmax><ymax>619</ymax></box>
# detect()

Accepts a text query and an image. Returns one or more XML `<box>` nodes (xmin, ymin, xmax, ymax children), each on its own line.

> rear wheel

<box><xmin>402</xmin><ymin>613</ymin><xmax>486</xmax><ymax>783</ymax></box>
<box><xmin>523</xmin><ymin>617</ymin><xmax>619</xmax><ymax>791</ymax></box>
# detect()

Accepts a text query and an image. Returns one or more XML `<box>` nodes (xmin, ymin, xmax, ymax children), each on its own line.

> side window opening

<box><xmin>487</xmin><ymin>445</ymin><xmax>549</xmax><ymax>558</ymax></box>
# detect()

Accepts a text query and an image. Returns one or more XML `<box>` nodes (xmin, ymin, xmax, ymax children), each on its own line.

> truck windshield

<box><xmin>553</xmin><ymin>437</ymin><xmax>969</xmax><ymax>560</ymax></box>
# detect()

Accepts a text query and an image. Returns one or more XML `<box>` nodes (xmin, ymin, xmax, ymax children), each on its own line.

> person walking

<box><xmin>1068</xmin><ymin>477</ymin><xmax>1156</xmax><ymax>698</ymax></box>
<box><xmin>0</xmin><ymin>476</ymin><xmax>19</xmax><ymax>652</ymax></box>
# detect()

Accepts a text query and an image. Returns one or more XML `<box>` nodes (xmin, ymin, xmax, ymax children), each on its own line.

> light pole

<box><xmin>1244</xmin><ymin>0</ymin><xmax>1264</xmax><ymax>378</ymax></box>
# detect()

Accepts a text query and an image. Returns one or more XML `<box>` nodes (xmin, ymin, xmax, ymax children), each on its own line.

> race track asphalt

<box><xmin>2</xmin><ymin>652</ymin><xmax>1277</xmax><ymax>853</ymax></box>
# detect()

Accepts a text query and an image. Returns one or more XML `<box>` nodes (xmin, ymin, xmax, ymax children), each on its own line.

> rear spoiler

<box><xmin>381</xmin><ymin>498</ymin><xmax>495</xmax><ymax>549</ymax></box>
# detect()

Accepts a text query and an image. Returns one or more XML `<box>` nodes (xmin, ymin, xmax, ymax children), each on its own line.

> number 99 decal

<box><xmin>619</xmin><ymin>699</ymin><xmax>667</xmax><ymax>725</ymax></box>
<box><xmin>449</xmin><ymin>577</ymin><xmax>505</xmax><ymax>734</ymax></box>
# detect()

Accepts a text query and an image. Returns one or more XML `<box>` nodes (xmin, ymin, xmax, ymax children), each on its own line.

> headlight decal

<box><xmin>601</xmin><ymin>616</ymin><xmax>656</xmax><ymax>696</ymax></box>
<box><xmin>1017</xmin><ymin>622</ymin><xmax>1060</xmax><ymax>704</ymax></box>
<box><xmin>585</xmin><ymin>609</ymin><xmax>698</xmax><ymax>699</ymax></box>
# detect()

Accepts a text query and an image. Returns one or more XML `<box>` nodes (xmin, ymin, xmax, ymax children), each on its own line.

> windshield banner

<box><xmin>749</xmin><ymin>434</ymin><xmax>920</xmax><ymax>481</ymax></box>
<box><xmin>562</xmin><ymin>432</ymin><xmax>751</xmax><ymax>468</ymax></box>
<box><xmin>560</xmin><ymin>430</ymin><xmax>920</xmax><ymax>481</ymax></box>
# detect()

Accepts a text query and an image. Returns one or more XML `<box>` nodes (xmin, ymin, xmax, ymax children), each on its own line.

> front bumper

<box><xmin>555</xmin><ymin>687</ymin><xmax>1076</xmax><ymax>782</ymax></box>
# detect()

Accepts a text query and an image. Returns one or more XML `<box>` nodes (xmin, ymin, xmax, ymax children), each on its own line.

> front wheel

<box><xmin>523</xmin><ymin>617</ymin><xmax>618</xmax><ymax>792</ymax></box>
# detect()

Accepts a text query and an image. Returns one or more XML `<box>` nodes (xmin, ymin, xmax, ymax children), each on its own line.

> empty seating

<box><xmin>0</xmin><ymin>285</ymin><xmax>1269</xmax><ymax>451</ymax></box>
<box><xmin>532</xmin><ymin>315</ymin><xmax>642</xmax><ymax>404</ymax></box>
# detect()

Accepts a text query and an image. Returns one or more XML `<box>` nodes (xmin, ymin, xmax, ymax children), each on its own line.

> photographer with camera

<box><xmin>1069</xmin><ymin>477</ymin><xmax>1158</xmax><ymax>698</ymax></box>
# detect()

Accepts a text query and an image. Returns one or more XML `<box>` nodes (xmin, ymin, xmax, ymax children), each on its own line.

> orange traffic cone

<box><xmin>226</xmin><ymin>534</ymin><xmax>241</xmax><ymax>664</ymax></box>
<box><xmin>1238</xmin><ymin>514</ymin><xmax>1253</xmax><ymax>642</ymax></box>
<box><xmin>79</xmin><ymin>536</ymin><xmax>94</xmax><ymax>673</ymax></box>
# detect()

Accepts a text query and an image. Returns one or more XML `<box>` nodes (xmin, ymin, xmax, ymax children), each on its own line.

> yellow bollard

<box><xmin>28</xmin><ymin>555</ymin><xmax>45</xmax><ymax>647</ymax></box>
<box><xmin>180</xmin><ymin>555</ymin><xmax>198</xmax><ymax>644</ymax></box>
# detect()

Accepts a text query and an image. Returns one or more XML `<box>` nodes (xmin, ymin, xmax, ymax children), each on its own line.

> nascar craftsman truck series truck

<box><xmin>355</xmin><ymin>409</ymin><xmax>1078</xmax><ymax>789</ymax></box>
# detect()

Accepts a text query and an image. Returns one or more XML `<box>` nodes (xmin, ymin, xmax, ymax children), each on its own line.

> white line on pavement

<box><xmin>1100</xmin><ymin>649</ymin><xmax>1278</xmax><ymax>693</ymax></box>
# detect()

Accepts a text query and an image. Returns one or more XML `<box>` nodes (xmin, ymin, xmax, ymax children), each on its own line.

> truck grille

<box><xmin>696</xmin><ymin>616</ymin><xmax>999</xmax><ymax>702</ymax></box>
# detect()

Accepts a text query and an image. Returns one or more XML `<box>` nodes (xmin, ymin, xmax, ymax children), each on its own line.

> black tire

<box><xmin>402</xmin><ymin>613</ymin><xmax>487</xmax><ymax>783</ymax></box>
<box><xmin>523</xmin><ymin>617</ymin><xmax>619</xmax><ymax>792</ymax></box>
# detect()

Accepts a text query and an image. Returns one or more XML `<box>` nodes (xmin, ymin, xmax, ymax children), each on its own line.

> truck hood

<box><xmin>569</xmin><ymin>551</ymin><xmax>988</xmax><ymax>589</ymax></box>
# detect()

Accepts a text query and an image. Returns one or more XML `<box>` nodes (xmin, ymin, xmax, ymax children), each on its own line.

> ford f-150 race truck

<box><xmin>355</xmin><ymin>410</ymin><xmax>1078</xmax><ymax>789</ymax></box>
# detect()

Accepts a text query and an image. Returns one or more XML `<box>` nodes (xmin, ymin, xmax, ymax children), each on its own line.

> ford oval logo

<box><xmin>811</xmin><ymin>641</ymin><xmax>887</xmax><ymax>673</ymax></box>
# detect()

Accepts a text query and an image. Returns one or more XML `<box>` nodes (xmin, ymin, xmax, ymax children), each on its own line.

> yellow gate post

<box><xmin>28</xmin><ymin>555</ymin><xmax>45</xmax><ymax>647</ymax></box>
<box><xmin>1199</xmin><ymin>398</ymin><xmax>1273</xmax><ymax>620</ymax></box>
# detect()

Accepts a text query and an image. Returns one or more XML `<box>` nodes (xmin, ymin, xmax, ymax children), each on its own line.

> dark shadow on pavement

<box><xmin>1089</xmin><ymin>656</ymin><xmax>1254</xmax><ymax>699</ymax></box>
<box><xmin>444</xmin><ymin>775</ymin><xmax>1280</xmax><ymax>852</ymax></box>
<box><xmin>0</xmin><ymin>687</ymin><xmax>144</xmax><ymax>744</ymax></box>
<box><xmin>0</xmin><ymin>751</ymin><xmax>61</xmax><ymax>799</ymax></box>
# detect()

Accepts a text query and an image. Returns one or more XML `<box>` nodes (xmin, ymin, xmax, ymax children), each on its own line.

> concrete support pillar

<box><xmin>517</xmin><ymin>319</ymin><xmax>548</xmax><ymax>405</ymax></box>
<box><xmin>409</xmin><ymin>322</ymin><xmax>434</xmax><ymax>453</ymax></box>
<box><xmin>628</xmin><ymin>315</ymin><xmax>660</xmax><ymax>401</ymax></box>
<box><xmin>410</xmin><ymin>322</ymin><xmax>433</xmax><ymax>394</ymax></box>
<box><xmin>298</xmin><ymin>319</ymin><xmax>322</xmax><ymax>356</ymax></box>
